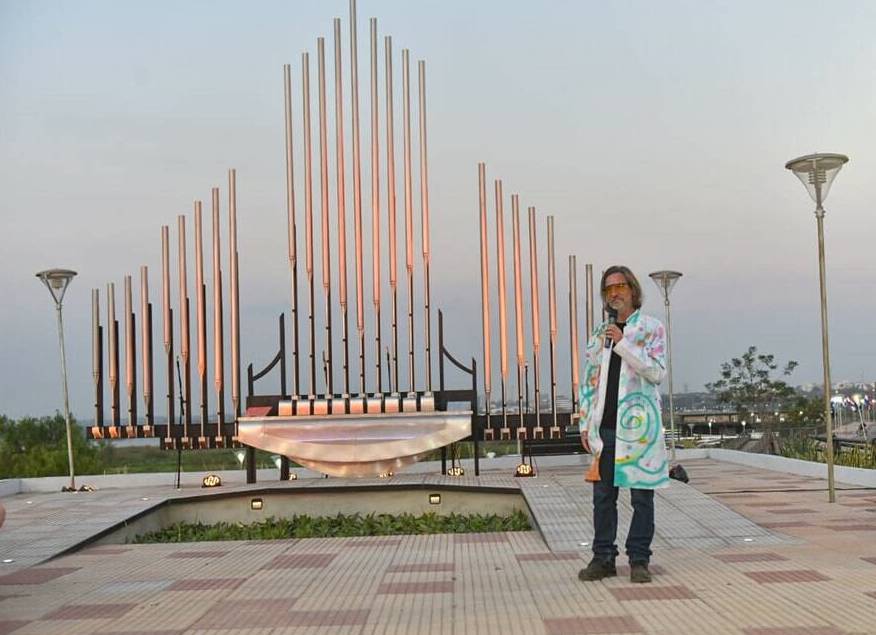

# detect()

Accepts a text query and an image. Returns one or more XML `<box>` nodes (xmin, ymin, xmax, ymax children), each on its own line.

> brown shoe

<box><xmin>578</xmin><ymin>558</ymin><xmax>617</xmax><ymax>581</ymax></box>
<box><xmin>630</xmin><ymin>562</ymin><xmax>652</xmax><ymax>583</ymax></box>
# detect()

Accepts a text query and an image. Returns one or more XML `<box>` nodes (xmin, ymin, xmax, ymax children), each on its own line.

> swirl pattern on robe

<box><xmin>615</xmin><ymin>391</ymin><xmax>662</xmax><ymax>474</ymax></box>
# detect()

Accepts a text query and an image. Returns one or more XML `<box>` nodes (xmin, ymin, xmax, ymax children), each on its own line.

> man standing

<box><xmin>578</xmin><ymin>265</ymin><xmax>669</xmax><ymax>584</ymax></box>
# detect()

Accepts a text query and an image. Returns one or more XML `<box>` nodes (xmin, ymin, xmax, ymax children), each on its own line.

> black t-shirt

<box><xmin>600</xmin><ymin>322</ymin><xmax>626</xmax><ymax>432</ymax></box>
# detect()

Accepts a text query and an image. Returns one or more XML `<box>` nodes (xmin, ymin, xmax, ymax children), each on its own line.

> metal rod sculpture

<box><xmin>283</xmin><ymin>62</ymin><xmax>301</xmax><ymax>399</ymax></box>
<box><xmin>302</xmin><ymin>51</ymin><xmax>316</xmax><ymax>400</ymax></box>
<box><xmin>547</xmin><ymin>215</ymin><xmax>558</xmax><ymax>435</ymax></box>
<box><xmin>418</xmin><ymin>59</ymin><xmax>433</xmax><ymax>392</ymax></box>
<box><xmin>178</xmin><ymin>215</ymin><xmax>191</xmax><ymax>437</ymax></box>
<box><xmin>477</xmin><ymin>163</ymin><xmax>491</xmax><ymax>429</ymax></box>
<box><xmin>107</xmin><ymin>281</ymin><xmax>119</xmax><ymax>425</ymax></box>
<box><xmin>317</xmin><ymin>37</ymin><xmax>333</xmax><ymax>397</ymax></box>
<box><xmin>511</xmin><ymin>195</ymin><xmax>525</xmax><ymax>429</ymax></box>
<box><xmin>161</xmin><ymin>225</ymin><xmax>181</xmax><ymax>443</ymax></box>
<box><xmin>569</xmin><ymin>255</ymin><xmax>580</xmax><ymax>413</ymax></box>
<box><xmin>370</xmin><ymin>17</ymin><xmax>382</xmax><ymax>393</ymax></box>
<box><xmin>349</xmin><ymin>0</ymin><xmax>366</xmax><ymax>396</ymax></box>
<box><xmin>92</xmin><ymin>288</ymin><xmax>103</xmax><ymax>427</ymax></box>
<box><xmin>385</xmin><ymin>35</ymin><xmax>399</xmax><ymax>395</ymax></box>
<box><xmin>211</xmin><ymin>188</ymin><xmax>225</xmax><ymax>434</ymax></box>
<box><xmin>402</xmin><ymin>48</ymin><xmax>416</xmax><ymax>396</ymax></box>
<box><xmin>528</xmin><ymin>207</ymin><xmax>541</xmax><ymax>434</ymax></box>
<box><xmin>194</xmin><ymin>203</ymin><xmax>207</xmax><ymax>436</ymax></box>
<box><xmin>161</xmin><ymin>225</ymin><xmax>175</xmax><ymax>437</ymax></box>
<box><xmin>585</xmin><ymin>263</ymin><xmax>594</xmax><ymax>337</ymax></box>
<box><xmin>124</xmin><ymin>274</ymin><xmax>136</xmax><ymax>427</ymax></box>
<box><xmin>333</xmin><ymin>18</ymin><xmax>350</xmax><ymax>398</ymax></box>
<box><xmin>140</xmin><ymin>265</ymin><xmax>153</xmax><ymax>426</ymax></box>
<box><xmin>228</xmin><ymin>170</ymin><xmax>241</xmax><ymax>418</ymax></box>
<box><xmin>495</xmin><ymin>180</ymin><xmax>508</xmax><ymax>429</ymax></box>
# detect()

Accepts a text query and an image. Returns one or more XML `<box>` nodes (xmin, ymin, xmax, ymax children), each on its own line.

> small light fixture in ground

<box><xmin>2</xmin><ymin>559</ymin><xmax>14</xmax><ymax>564</ymax></box>
<box><xmin>140</xmin><ymin>497</ymin><xmax>150</xmax><ymax>501</ymax></box>
<box><xmin>515</xmin><ymin>463</ymin><xmax>534</xmax><ymax>477</ymax></box>
<box><xmin>743</xmin><ymin>538</ymin><xmax>754</xmax><ymax>542</ymax></box>
<box><xmin>250</xmin><ymin>498</ymin><xmax>264</xmax><ymax>511</ymax></box>
<box><xmin>578</xmin><ymin>541</ymin><xmax>589</xmax><ymax>547</ymax></box>
<box><xmin>429</xmin><ymin>494</ymin><xmax>441</xmax><ymax>505</ymax></box>
<box><xmin>202</xmin><ymin>474</ymin><xmax>222</xmax><ymax>488</ymax></box>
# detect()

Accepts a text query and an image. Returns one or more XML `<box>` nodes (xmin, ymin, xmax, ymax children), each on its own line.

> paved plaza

<box><xmin>1</xmin><ymin>457</ymin><xmax>876</xmax><ymax>634</ymax></box>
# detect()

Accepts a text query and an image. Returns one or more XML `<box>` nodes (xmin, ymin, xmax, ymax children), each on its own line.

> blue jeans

<box><xmin>592</xmin><ymin>428</ymin><xmax>654</xmax><ymax>564</ymax></box>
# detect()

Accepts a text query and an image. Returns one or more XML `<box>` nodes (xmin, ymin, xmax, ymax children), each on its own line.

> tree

<box><xmin>705</xmin><ymin>346</ymin><xmax>799</xmax><ymax>429</ymax></box>
<box><xmin>0</xmin><ymin>413</ymin><xmax>103</xmax><ymax>478</ymax></box>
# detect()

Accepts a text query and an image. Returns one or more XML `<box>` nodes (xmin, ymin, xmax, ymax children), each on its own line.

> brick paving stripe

<box><xmin>377</xmin><ymin>580</ymin><xmax>455</xmax><ymax>594</ymax></box>
<box><xmin>609</xmin><ymin>585</ymin><xmax>696</xmax><ymax>601</ymax></box>
<box><xmin>714</xmin><ymin>552</ymin><xmax>789</xmax><ymax>563</ymax></box>
<box><xmin>261</xmin><ymin>553</ymin><xmax>337</xmax><ymax>569</ymax></box>
<box><xmin>44</xmin><ymin>602</ymin><xmax>137</xmax><ymax>619</ymax></box>
<box><xmin>386</xmin><ymin>562</ymin><xmax>454</xmax><ymax>572</ymax></box>
<box><xmin>0</xmin><ymin>567</ymin><xmax>80</xmax><ymax>585</ymax></box>
<box><xmin>744</xmin><ymin>569</ymin><xmax>831</xmax><ymax>584</ymax></box>
<box><xmin>167</xmin><ymin>577</ymin><xmax>246</xmax><ymax>590</ymax></box>
<box><xmin>544</xmin><ymin>615</ymin><xmax>644</xmax><ymax>634</ymax></box>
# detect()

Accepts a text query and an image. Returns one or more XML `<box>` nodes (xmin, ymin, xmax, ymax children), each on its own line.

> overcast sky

<box><xmin>2</xmin><ymin>1</ymin><xmax>876</xmax><ymax>421</ymax></box>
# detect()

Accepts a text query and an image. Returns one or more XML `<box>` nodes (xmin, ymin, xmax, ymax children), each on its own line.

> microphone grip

<box><xmin>604</xmin><ymin>314</ymin><xmax>617</xmax><ymax>350</ymax></box>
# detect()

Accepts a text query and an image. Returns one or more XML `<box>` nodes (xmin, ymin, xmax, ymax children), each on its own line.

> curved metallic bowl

<box><xmin>237</xmin><ymin>411</ymin><xmax>472</xmax><ymax>477</ymax></box>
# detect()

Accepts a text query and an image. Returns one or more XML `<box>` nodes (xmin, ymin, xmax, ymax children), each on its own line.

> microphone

<box><xmin>604</xmin><ymin>307</ymin><xmax>618</xmax><ymax>349</ymax></box>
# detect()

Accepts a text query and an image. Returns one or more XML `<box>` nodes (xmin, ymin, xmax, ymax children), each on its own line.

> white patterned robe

<box><xmin>578</xmin><ymin>309</ymin><xmax>670</xmax><ymax>489</ymax></box>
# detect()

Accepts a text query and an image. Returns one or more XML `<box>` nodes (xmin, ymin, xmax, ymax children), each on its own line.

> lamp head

<box><xmin>36</xmin><ymin>269</ymin><xmax>77</xmax><ymax>306</ymax></box>
<box><xmin>785</xmin><ymin>153</ymin><xmax>848</xmax><ymax>207</ymax></box>
<box><xmin>648</xmin><ymin>270</ymin><xmax>682</xmax><ymax>301</ymax></box>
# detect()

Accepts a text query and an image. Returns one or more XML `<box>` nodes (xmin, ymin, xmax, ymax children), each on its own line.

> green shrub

<box><xmin>133</xmin><ymin>510</ymin><xmax>531</xmax><ymax>543</ymax></box>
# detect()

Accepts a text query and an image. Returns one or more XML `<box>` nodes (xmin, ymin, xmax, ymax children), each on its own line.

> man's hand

<box><xmin>605</xmin><ymin>324</ymin><xmax>623</xmax><ymax>346</ymax></box>
<box><xmin>581</xmin><ymin>432</ymin><xmax>591</xmax><ymax>453</ymax></box>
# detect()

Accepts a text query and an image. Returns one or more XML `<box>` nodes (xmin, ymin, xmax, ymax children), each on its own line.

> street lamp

<box><xmin>786</xmin><ymin>152</ymin><xmax>848</xmax><ymax>503</ymax></box>
<box><xmin>36</xmin><ymin>268</ymin><xmax>78</xmax><ymax>491</ymax></box>
<box><xmin>742</xmin><ymin>420</ymin><xmax>747</xmax><ymax>436</ymax></box>
<box><xmin>649</xmin><ymin>270</ymin><xmax>682</xmax><ymax>461</ymax></box>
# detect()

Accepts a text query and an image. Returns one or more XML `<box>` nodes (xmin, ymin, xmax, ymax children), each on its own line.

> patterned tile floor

<box><xmin>1</xmin><ymin>458</ymin><xmax>875</xmax><ymax>634</ymax></box>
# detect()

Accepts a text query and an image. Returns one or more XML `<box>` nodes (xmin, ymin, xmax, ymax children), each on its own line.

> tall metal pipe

<box><xmin>124</xmin><ymin>275</ymin><xmax>135</xmax><ymax>426</ymax></box>
<box><xmin>585</xmin><ymin>263</ymin><xmax>594</xmax><ymax>337</ymax></box>
<box><xmin>161</xmin><ymin>225</ymin><xmax>175</xmax><ymax>433</ymax></box>
<box><xmin>495</xmin><ymin>180</ymin><xmax>508</xmax><ymax>427</ymax></box>
<box><xmin>511</xmin><ymin>195</ymin><xmax>525</xmax><ymax>421</ymax></box>
<box><xmin>302</xmin><ymin>51</ymin><xmax>316</xmax><ymax>398</ymax></box>
<box><xmin>402</xmin><ymin>48</ymin><xmax>415</xmax><ymax>393</ymax></box>
<box><xmin>108</xmin><ymin>282</ymin><xmax>119</xmax><ymax>425</ymax></box>
<box><xmin>92</xmin><ymin>288</ymin><xmax>102</xmax><ymax>426</ymax></box>
<box><xmin>547</xmin><ymin>216</ymin><xmax>558</xmax><ymax>430</ymax></box>
<box><xmin>212</xmin><ymin>187</ymin><xmax>225</xmax><ymax>428</ymax></box>
<box><xmin>477</xmin><ymin>164</ymin><xmax>491</xmax><ymax>424</ymax></box>
<box><xmin>528</xmin><ymin>207</ymin><xmax>541</xmax><ymax>426</ymax></box>
<box><xmin>228</xmin><ymin>169</ymin><xmax>240</xmax><ymax>419</ymax></box>
<box><xmin>194</xmin><ymin>202</ymin><xmax>207</xmax><ymax>434</ymax></box>
<box><xmin>317</xmin><ymin>36</ymin><xmax>333</xmax><ymax>396</ymax></box>
<box><xmin>140</xmin><ymin>265</ymin><xmax>153</xmax><ymax>425</ymax></box>
<box><xmin>569</xmin><ymin>255</ymin><xmax>580</xmax><ymax>414</ymax></box>
<box><xmin>349</xmin><ymin>0</ymin><xmax>366</xmax><ymax>395</ymax></box>
<box><xmin>385</xmin><ymin>35</ymin><xmax>399</xmax><ymax>393</ymax></box>
<box><xmin>178</xmin><ymin>214</ymin><xmax>191</xmax><ymax>435</ymax></box>
<box><xmin>417</xmin><ymin>59</ymin><xmax>432</xmax><ymax>392</ymax></box>
<box><xmin>283</xmin><ymin>63</ymin><xmax>301</xmax><ymax>398</ymax></box>
<box><xmin>334</xmin><ymin>18</ymin><xmax>350</xmax><ymax>397</ymax></box>
<box><xmin>370</xmin><ymin>17</ymin><xmax>383</xmax><ymax>393</ymax></box>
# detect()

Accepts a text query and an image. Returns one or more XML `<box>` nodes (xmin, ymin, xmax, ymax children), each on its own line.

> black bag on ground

<box><xmin>669</xmin><ymin>464</ymin><xmax>689</xmax><ymax>483</ymax></box>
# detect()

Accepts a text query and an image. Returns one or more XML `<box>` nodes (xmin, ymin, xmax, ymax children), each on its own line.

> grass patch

<box><xmin>133</xmin><ymin>510</ymin><xmax>531</xmax><ymax>543</ymax></box>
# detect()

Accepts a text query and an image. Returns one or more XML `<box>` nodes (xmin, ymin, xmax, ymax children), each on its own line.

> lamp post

<box><xmin>785</xmin><ymin>152</ymin><xmax>848</xmax><ymax>503</ymax></box>
<box><xmin>36</xmin><ymin>268</ymin><xmax>78</xmax><ymax>491</ymax></box>
<box><xmin>649</xmin><ymin>270</ymin><xmax>682</xmax><ymax>462</ymax></box>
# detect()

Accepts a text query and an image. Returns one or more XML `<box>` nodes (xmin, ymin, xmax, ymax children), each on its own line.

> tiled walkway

<box><xmin>1</xmin><ymin>458</ymin><xmax>875</xmax><ymax>634</ymax></box>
